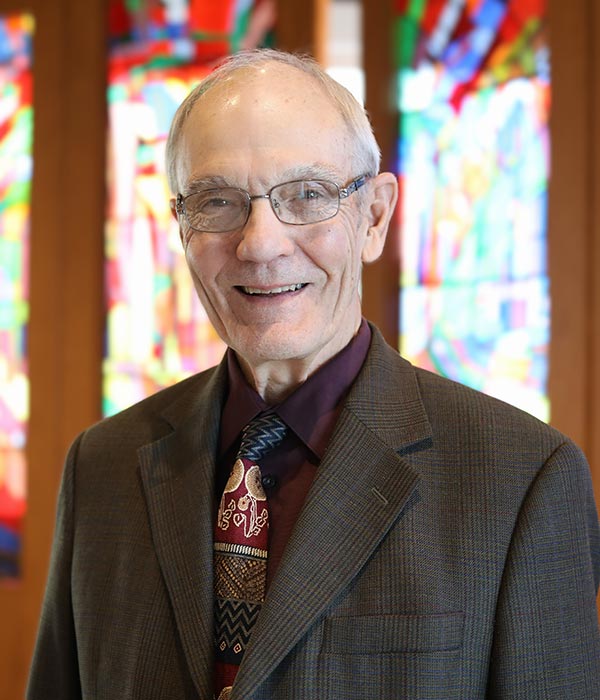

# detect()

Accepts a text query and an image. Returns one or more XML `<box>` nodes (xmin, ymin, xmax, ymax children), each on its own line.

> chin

<box><xmin>232</xmin><ymin>325</ymin><xmax>327</xmax><ymax>365</ymax></box>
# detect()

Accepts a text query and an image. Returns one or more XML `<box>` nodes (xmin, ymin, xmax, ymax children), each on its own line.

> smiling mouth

<box><xmin>238</xmin><ymin>283</ymin><xmax>307</xmax><ymax>296</ymax></box>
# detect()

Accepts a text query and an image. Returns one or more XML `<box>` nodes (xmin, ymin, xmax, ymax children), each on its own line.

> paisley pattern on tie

<box><xmin>214</xmin><ymin>411</ymin><xmax>286</xmax><ymax>696</ymax></box>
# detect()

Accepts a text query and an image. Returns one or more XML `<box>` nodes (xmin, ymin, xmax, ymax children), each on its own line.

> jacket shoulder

<box><xmin>365</xmin><ymin>323</ymin><xmax>572</xmax><ymax>460</ymax></box>
<box><xmin>77</xmin><ymin>362</ymin><xmax>225</xmax><ymax>449</ymax></box>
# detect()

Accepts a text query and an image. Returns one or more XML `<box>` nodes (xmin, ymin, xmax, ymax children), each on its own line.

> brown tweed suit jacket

<box><xmin>28</xmin><ymin>326</ymin><xmax>600</xmax><ymax>699</ymax></box>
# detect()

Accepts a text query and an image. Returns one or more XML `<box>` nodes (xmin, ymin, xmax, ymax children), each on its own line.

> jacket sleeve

<box><xmin>487</xmin><ymin>439</ymin><xmax>600</xmax><ymax>698</ymax></box>
<box><xmin>27</xmin><ymin>434</ymin><xmax>83</xmax><ymax>700</ymax></box>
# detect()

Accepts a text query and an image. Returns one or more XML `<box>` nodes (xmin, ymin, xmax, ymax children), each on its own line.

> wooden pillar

<box><xmin>275</xmin><ymin>0</ymin><xmax>328</xmax><ymax>61</ymax></box>
<box><xmin>361</xmin><ymin>0</ymin><xmax>399</xmax><ymax>347</ymax></box>
<box><xmin>548</xmin><ymin>0</ymin><xmax>599</xmax><ymax>490</ymax></box>
<box><xmin>589</xmin><ymin>0</ymin><xmax>600</xmax><ymax>500</ymax></box>
<box><xmin>0</xmin><ymin>0</ymin><xmax>106</xmax><ymax>695</ymax></box>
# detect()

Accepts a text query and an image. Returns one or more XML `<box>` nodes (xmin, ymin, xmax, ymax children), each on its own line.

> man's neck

<box><xmin>237</xmin><ymin>355</ymin><xmax>328</xmax><ymax>404</ymax></box>
<box><xmin>235</xmin><ymin>320</ymin><xmax>364</xmax><ymax>404</ymax></box>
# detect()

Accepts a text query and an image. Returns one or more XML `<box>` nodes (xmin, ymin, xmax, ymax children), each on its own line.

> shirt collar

<box><xmin>219</xmin><ymin>319</ymin><xmax>371</xmax><ymax>460</ymax></box>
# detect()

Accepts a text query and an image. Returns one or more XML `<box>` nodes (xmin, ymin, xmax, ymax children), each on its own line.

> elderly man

<box><xmin>29</xmin><ymin>49</ymin><xmax>600</xmax><ymax>699</ymax></box>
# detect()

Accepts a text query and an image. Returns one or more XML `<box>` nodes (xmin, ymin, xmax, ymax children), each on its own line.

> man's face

<box><xmin>175</xmin><ymin>65</ymin><xmax>387</xmax><ymax>376</ymax></box>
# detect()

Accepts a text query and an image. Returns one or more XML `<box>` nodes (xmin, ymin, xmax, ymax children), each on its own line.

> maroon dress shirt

<box><xmin>217</xmin><ymin>319</ymin><xmax>371</xmax><ymax>585</ymax></box>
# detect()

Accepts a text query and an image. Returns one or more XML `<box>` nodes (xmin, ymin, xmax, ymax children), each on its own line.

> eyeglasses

<box><xmin>175</xmin><ymin>175</ymin><xmax>368</xmax><ymax>233</ymax></box>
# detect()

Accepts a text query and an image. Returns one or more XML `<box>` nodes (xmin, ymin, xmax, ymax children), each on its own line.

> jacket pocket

<box><xmin>321</xmin><ymin>611</ymin><xmax>464</xmax><ymax>654</ymax></box>
<box><xmin>319</xmin><ymin>613</ymin><xmax>465</xmax><ymax>699</ymax></box>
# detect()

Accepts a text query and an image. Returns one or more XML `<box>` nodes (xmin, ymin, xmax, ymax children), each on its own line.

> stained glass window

<box><xmin>396</xmin><ymin>0</ymin><xmax>550</xmax><ymax>421</ymax></box>
<box><xmin>0</xmin><ymin>13</ymin><xmax>34</xmax><ymax>578</ymax></box>
<box><xmin>104</xmin><ymin>0</ymin><xmax>275</xmax><ymax>416</ymax></box>
<box><xmin>326</xmin><ymin>0</ymin><xmax>364</xmax><ymax>105</ymax></box>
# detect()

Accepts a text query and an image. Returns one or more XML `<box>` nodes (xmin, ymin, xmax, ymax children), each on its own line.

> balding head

<box><xmin>165</xmin><ymin>49</ymin><xmax>381</xmax><ymax>194</ymax></box>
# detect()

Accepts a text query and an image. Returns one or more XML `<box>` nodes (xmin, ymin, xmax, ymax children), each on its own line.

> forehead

<box><xmin>176</xmin><ymin>64</ymin><xmax>352</xmax><ymax>188</ymax></box>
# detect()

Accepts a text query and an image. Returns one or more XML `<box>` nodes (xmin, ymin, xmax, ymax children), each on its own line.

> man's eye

<box><xmin>207</xmin><ymin>197</ymin><xmax>232</xmax><ymax>208</ymax></box>
<box><xmin>197</xmin><ymin>195</ymin><xmax>236</xmax><ymax>212</ymax></box>
<box><xmin>303</xmin><ymin>188</ymin><xmax>322</xmax><ymax>200</ymax></box>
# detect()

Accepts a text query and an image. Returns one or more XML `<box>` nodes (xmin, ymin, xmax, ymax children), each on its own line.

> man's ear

<box><xmin>361</xmin><ymin>172</ymin><xmax>398</xmax><ymax>264</ymax></box>
<box><xmin>170</xmin><ymin>198</ymin><xmax>186</xmax><ymax>248</ymax></box>
<box><xmin>169</xmin><ymin>198</ymin><xmax>178</xmax><ymax>222</ymax></box>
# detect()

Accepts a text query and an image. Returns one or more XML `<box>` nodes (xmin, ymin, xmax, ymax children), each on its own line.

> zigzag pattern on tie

<box><xmin>238</xmin><ymin>411</ymin><xmax>287</xmax><ymax>461</ymax></box>
<box><xmin>215</xmin><ymin>598</ymin><xmax>261</xmax><ymax>664</ymax></box>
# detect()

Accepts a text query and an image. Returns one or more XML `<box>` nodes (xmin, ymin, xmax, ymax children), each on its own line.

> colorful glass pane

<box><xmin>396</xmin><ymin>0</ymin><xmax>550</xmax><ymax>421</ymax></box>
<box><xmin>0</xmin><ymin>13</ymin><xmax>34</xmax><ymax>577</ymax></box>
<box><xmin>104</xmin><ymin>0</ymin><xmax>275</xmax><ymax>416</ymax></box>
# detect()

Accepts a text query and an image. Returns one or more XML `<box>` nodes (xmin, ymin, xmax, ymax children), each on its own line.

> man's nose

<box><xmin>236</xmin><ymin>198</ymin><xmax>295</xmax><ymax>262</ymax></box>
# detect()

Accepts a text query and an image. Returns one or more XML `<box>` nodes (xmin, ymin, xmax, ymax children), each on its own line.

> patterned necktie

<box><xmin>214</xmin><ymin>411</ymin><xmax>287</xmax><ymax>700</ymax></box>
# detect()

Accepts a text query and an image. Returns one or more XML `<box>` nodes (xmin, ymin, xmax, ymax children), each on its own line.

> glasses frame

<box><xmin>174</xmin><ymin>174</ymin><xmax>369</xmax><ymax>233</ymax></box>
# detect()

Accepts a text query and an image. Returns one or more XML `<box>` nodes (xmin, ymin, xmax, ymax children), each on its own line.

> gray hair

<box><xmin>165</xmin><ymin>48</ymin><xmax>381</xmax><ymax>193</ymax></box>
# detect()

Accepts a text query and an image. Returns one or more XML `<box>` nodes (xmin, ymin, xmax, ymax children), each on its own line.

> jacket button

<box><xmin>261</xmin><ymin>474</ymin><xmax>277</xmax><ymax>489</ymax></box>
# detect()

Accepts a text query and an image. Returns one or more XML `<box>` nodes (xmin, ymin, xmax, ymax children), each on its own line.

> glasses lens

<box><xmin>272</xmin><ymin>180</ymin><xmax>339</xmax><ymax>224</ymax></box>
<box><xmin>184</xmin><ymin>188</ymin><xmax>249</xmax><ymax>232</ymax></box>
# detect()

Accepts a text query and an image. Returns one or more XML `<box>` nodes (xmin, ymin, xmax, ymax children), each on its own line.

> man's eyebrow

<box><xmin>279</xmin><ymin>164</ymin><xmax>341</xmax><ymax>182</ymax></box>
<box><xmin>183</xmin><ymin>165</ymin><xmax>344</xmax><ymax>195</ymax></box>
<box><xmin>184</xmin><ymin>175</ymin><xmax>232</xmax><ymax>193</ymax></box>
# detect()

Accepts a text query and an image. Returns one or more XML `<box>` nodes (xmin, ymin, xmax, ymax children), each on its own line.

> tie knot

<box><xmin>237</xmin><ymin>411</ymin><xmax>287</xmax><ymax>462</ymax></box>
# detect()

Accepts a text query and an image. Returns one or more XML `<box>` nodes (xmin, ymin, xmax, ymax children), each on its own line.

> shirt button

<box><xmin>261</xmin><ymin>474</ymin><xmax>277</xmax><ymax>490</ymax></box>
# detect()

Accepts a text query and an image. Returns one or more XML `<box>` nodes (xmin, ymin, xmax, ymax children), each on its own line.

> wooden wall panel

<box><xmin>275</xmin><ymin>0</ymin><xmax>328</xmax><ymax>62</ymax></box>
<box><xmin>548</xmin><ymin>0</ymin><xmax>599</xmax><ymax>492</ymax></box>
<box><xmin>590</xmin><ymin>0</ymin><xmax>600</xmax><ymax>504</ymax></box>
<box><xmin>547</xmin><ymin>0</ymin><xmax>591</xmax><ymax>447</ymax></box>
<box><xmin>0</xmin><ymin>0</ymin><xmax>106</xmax><ymax>696</ymax></box>
<box><xmin>361</xmin><ymin>0</ymin><xmax>399</xmax><ymax>347</ymax></box>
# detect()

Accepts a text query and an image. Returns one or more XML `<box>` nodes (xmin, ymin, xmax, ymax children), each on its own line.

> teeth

<box><xmin>242</xmin><ymin>283</ymin><xmax>305</xmax><ymax>295</ymax></box>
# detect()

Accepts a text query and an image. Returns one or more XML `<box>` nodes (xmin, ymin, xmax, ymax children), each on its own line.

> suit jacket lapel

<box><xmin>234</xmin><ymin>329</ymin><xmax>433</xmax><ymax>699</ymax></box>
<box><xmin>138</xmin><ymin>361</ymin><xmax>228</xmax><ymax>700</ymax></box>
